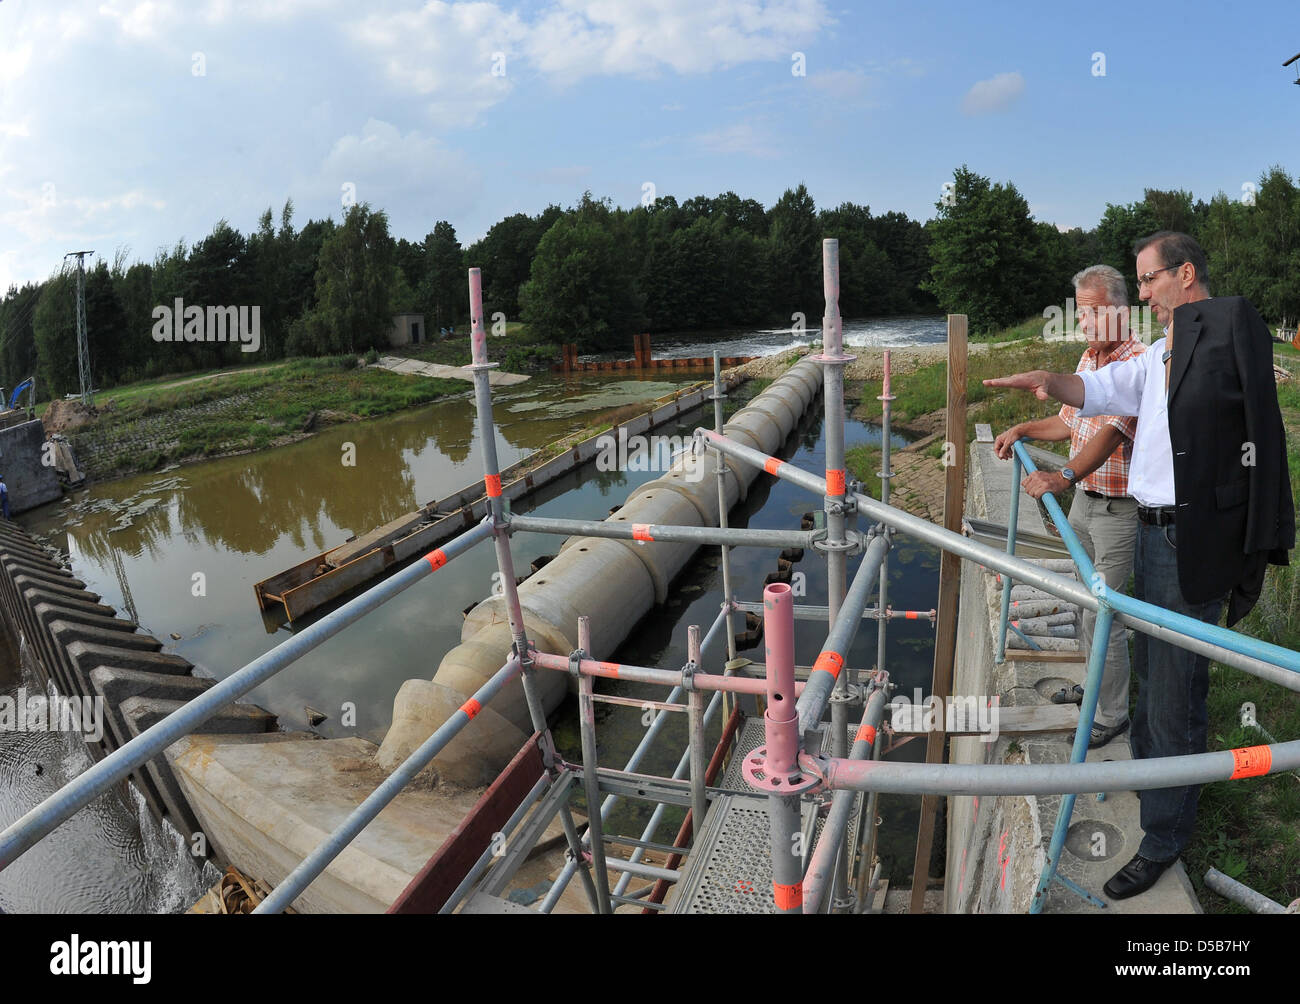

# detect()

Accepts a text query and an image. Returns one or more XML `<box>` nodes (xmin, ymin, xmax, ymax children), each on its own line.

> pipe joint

<box><xmin>742</xmin><ymin>745</ymin><xmax>823</xmax><ymax>795</ymax></box>
<box><xmin>811</xmin><ymin>527</ymin><xmax>866</xmax><ymax>556</ymax></box>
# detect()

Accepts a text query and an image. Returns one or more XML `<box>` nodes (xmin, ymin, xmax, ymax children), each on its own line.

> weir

<box><xmin>1</xmin><ymin>240</ymin><xmax>1297</xmax><ymax>915</ymax></box>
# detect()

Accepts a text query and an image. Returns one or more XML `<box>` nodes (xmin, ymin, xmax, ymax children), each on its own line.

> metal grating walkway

<box><xmin>669</xmin><ymin>717</ymin><xmax>863</xmax><ymax>913</ymax></box>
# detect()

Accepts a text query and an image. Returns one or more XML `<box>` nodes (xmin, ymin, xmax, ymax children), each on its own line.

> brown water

<box><xmin>19</xmin><ymin>372</ymin><xmax>703</xmax><ymax>742</ymax></box>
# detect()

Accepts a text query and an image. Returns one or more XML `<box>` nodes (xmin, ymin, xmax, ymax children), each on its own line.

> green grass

<box><xmin>845</xmin><ymin>444</ymin><xmax>881</xmax><ymax>499</ymax></box>
<box><xmin>67</xmin><ymin>356</ymin><xmax>467</xmax><ymax>479</ymax></box>
<box><xmin>388</xmin><ymin>325</ymin><xmax>558</xmax><ymax>372</ymax></box>
<box><xmin>857</xmin><ymin>327</ymin><xmax>1082</xmax><ymax>444</ymax></box>
<box><xmin>1186</xmin><ymin>369</ymin><xmax>1300</xmax><ymax>911</ymax></box>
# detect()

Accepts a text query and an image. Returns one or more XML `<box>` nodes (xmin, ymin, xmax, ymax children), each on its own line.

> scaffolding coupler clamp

<box><xmin>680</xmin><ymin>660</ymin><xmax>698</xmax><ymax>691</ymax></box>
<box><xmin>567</xmin><ymin>648</ymin><xmax>586</xmax><ymax>679</ymax></box>
<box><xmin>812</xmin><ymin>527</ymin><xmax>866</xmax><ymax>557</ymax></box>
<box><xmin>829</xmin><ymin>682</ymin><xmax>862</xmax><ymax>708</ymax></box>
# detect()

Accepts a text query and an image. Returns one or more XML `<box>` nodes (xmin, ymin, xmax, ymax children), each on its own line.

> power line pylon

<box><xmin>64</xmin><ymin>250</ymin><xmax>94</xmax><ymax>407</ymax></box>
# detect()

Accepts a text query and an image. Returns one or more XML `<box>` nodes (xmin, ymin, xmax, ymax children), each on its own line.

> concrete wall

<box><xmin>0</xmin><ymin>419</ymin><xmax>61</xmax><ymax>514</ymax></box>
<box><xmin>0</xmin><ymin>519</ymin><xmax>278</xmax><ymax>864</ymax></box>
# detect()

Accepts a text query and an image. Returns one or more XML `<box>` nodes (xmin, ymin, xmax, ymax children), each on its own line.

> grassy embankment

<box><xmin>385</xmin><ymin>322</ymin><xmax>560</xmax><ymax>373</ymax></box>
<box><xmin>1191</xmin><ymin>338</ymin><xmax>1300</xmax><ymax>911</ymax></box>
<box><xmin>59</xmin><ymin>355</ymin><xmax>466</xmax><ymax>479</ymax></box>
<box><xmin>846</xmin><ymin>320</ymin><xmax>1300</xmax><ymax>910</ymax></box>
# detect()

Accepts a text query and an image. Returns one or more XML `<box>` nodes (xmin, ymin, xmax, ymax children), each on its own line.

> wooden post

<box><xmin>908</xmin><ymin>314</ymin><xmax>967</xmax><ymax>914</ymax></box>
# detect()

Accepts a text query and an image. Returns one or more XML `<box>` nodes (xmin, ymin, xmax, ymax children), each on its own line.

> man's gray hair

<box><xmin>1071</xmin><ymin>264</ymin><xmax>1129</xmax><ymax>306</ymax></box>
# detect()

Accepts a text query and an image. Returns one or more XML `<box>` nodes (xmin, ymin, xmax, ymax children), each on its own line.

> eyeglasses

<box><xmin>1136</xmin><ymin>264</ymin><xmax>1182</xmax><ymax>287</ymax></box>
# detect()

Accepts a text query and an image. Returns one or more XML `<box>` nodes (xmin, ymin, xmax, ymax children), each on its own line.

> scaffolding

<box><xmin>2</xmin><ymin>242</ymin><xmax>1298</xmax><ymax>914</ymax></box>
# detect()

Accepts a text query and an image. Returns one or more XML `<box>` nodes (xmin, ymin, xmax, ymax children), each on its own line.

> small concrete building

<box><xmin>388</xmin><ymin>313</ymin><xmax>427</xmax><ymax>348</ymax></box>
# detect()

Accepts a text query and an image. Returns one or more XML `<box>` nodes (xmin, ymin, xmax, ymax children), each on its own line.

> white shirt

<box><xmin>1077</xmin><ymin>336</ymin><xmax>1176</xmax><ymax>507</ymax></box>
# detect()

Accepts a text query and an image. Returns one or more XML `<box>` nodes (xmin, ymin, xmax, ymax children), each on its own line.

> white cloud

<box><xmin>523</xmin><ymin>0</ymin><xmax>829</xmax><ymax>82</ymax></box>
<box><xmin>316</xmin><ymin>119</ymin><xmax>483</xmax><ymax>225</ymax></box>
<box><xmin>350</xmin><ymin>2</ymin><xmax>524</xmax><ymax>128</ymax></box>
<box><xmin>961</xmin><ymin>71</ymin><xmax>1024</xmax><ymax>115</ymax></box>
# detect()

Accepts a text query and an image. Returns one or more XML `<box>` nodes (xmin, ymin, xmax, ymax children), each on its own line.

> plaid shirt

<box><xmin>1058</xmin><ymin>338</ymin><xmax>1145</xmax><ymax>497</ymax></box>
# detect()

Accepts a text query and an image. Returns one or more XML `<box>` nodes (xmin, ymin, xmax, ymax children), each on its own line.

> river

<box><xmin>1</xmin><ymin>318</ymin><xmax>948</xmax><ymax>911</ymax></box>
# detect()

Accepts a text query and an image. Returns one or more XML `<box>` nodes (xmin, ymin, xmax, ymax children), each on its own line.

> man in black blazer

<box><xmin>985</xmin><ymin>231</ymin><xmax>1294</xmax><ymax>900</ymax></box>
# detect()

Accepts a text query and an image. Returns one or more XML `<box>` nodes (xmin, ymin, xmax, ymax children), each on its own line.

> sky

<box><xmin>1</xmin><ymin>0</ymin><xmax>1297</xmax><ymax>294</ymax></box>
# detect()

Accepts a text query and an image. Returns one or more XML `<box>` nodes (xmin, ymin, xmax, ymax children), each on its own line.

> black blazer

<box><xmin>1168</xmin><ymin>296</ymin><xmax>1294</xmax><ymax>623</ymax></box>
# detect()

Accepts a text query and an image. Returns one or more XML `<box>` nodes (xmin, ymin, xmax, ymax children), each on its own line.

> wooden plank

<box><xmin>891</xmin><ymin>703</ymin><xmax>1079</xmax><ymax>736</ymax></box>
<box><xmin>1004</xmin><ymin>650</ymin><xmax>1086</xmax><ymax>663</ymax></box>
<box><xmin>910</xmin><ymin>313</ymin><xmax>966</xmax><ymax>914</ymax></box>
<box><xmin>387</xmin><ymin>734</ymin><xmax>545</xmax><ymax>914</ymax></box>
<box><xmin>325</xmin><ymin>510</ymin><xmax>432</xmax><ymax>568</ymax></box>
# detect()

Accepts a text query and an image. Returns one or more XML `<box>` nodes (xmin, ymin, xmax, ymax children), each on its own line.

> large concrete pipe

<box><xmin>377</xmin><ymin>358</ymin><xmax>824</xmax><ymax>783</ymax></box>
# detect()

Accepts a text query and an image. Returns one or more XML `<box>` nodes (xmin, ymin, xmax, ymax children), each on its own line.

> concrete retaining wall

<box><xmin>944</xmin><ymin>442</ymin><xmax>1200</xmax><ymax>913</ymax></box>
<box><xmin>0</xmin><ymin>519</ymin><xmax>278</xmax><ymax>862</ymax></box>
<box><xmin>377</xmin><ymin>357</ymin><xmax>825</xmax><ymax>784</ymax></box>
<box><xmin>0</xmin><ymin>419</ymin><xmax>61</xmax><ymax>514</ymax></box>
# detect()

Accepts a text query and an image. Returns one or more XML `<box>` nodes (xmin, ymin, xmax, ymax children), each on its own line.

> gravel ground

<box><xmin>728</xmin><ymin>342</ymin><xmax>995</xmax><ymax>382</ymax></box>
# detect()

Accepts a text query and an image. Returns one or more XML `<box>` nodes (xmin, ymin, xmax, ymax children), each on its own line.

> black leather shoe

<box><xmin>1103</xmin><ymin>853</ymin><xmax>1174</xmax><ymax>900</ymax></box>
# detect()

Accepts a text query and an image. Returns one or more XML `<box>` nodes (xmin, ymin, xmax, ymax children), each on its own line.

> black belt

<box><xmin>1083</xmin><ymin>489</ymin><xmax>1129</xmax><ymax>501</ymax></box>
<box><xmin>1137</xmin><ymin>505</ymin><xmax>1176</xmax><ymax>526</ymax></box>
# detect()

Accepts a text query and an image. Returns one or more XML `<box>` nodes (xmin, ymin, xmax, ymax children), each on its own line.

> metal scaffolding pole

<box><xmin>795</xmin><ymin>533</ymin><xmax>890</xmax><ymax>736</ymax></box>
<box><xmin>686</xmin><ymin>624</ymin><xmax>709</xmax><ymax>838</ymax></box>
<box><xmin>467</xmin><ymin>268</ymin><xmax>550</xmax><ymax>741</ymax></box>
<box><xmin>814</xmin><ymin>740</ymin><xmax>1300</xmax><ymax>795</ymax></box>
<box><xmin>803</xmin><ymin>678</ymin><xmax>889</xmax><ymax>914</ymax></box>
<box><xmin>761</xmin><ymin>582</ymin><xmax>803</xmax><ymax>914</ymax></box>
<box><xmin>538</xmin><ymin>600</ymin><xmax>733</xmax><ymax>911</ymax></box>
<box><xmin>507</xmin><ymin>514</ymin><xmax>812</xmax><ymax>550</ymax></box>
<box><xmin>575</xmin><ymin>616</ymin><xmax>613</xmax><ymax>913</ymax></box>
<box><xmin>713</xmin><ymin>351</ymin><xmax>740</xmax><ymax>676</ymax></box>
<box><xmin>699</xmin><ymin>428</ymin><xmax>1300</xmax><ymax>685</ymax></box>
<box><xmin>0</xmin><ymin>518</ymin><xmax>494</xmax><ymax>871</ymax></box>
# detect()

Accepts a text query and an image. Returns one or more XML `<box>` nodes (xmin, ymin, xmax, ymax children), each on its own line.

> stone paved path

<box><xmin>373</xmin><ymin>355</ymin><xmax>529</xmax><ymax>387</ymax></box>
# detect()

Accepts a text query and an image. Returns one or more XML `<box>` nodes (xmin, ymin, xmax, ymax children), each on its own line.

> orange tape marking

<box><xmin>826</xmin><ymin>468</ymin><xmax>846</xmax><ymax>496</ymax></box>
<box><xmin>812</xmin><ymin>651</ymin><xmax>844</xmax><ymax>680</ymax></box>
<box><xmin>764</xmin><ymin>457</ymin><xmax>784</xmax><ymax>476</ymax></box>
<box><xmin>596</xmin><ymin>661</ymin><xmax>621</xmax><ymax>678</ymax></box>
<box><xmin>855</xmin><ymin>723</ymin><xmax>877</xmax><ymax>746</ymax></box>
<box><xmin>1230</xmin><ymin>745</ymin><xmax>1272</xmax><ymax>779</ymax></box>
<box><xmin>632</xmin><ymin>523</ymin><xmax>654</xmax><ymax>541</ymax></box>
<box><xmin>485</xmin><ymin>473</ymin><xmax>502</xmax><ymax>498</ymax></box>
<box><xmin>426</xmin><ymin>549</ymin><xmax>448</xmax><ymax>571</ymax></box>
<box><xmin>461</xmin><ymin>699</ymin><xmax>482</xmax><ymax>720</ymax></box>
<box><xmin>905</xmin><ymin>611</ymin><xmax>918</xmax><ymax>620</ymax></box>
<box><xmin>773</xmin><ymin>882</ymin><xmax>803</xmax><ymax>910</ymax></box>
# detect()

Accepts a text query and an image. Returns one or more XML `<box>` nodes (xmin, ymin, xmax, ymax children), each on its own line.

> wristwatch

<box><xmin>1061</xmin><ymin>466</ymin><xmax>1078</xmax><ymax>485</ymax></box>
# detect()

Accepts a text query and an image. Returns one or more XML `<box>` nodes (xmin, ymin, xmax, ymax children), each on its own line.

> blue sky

<box><xmin>2</xmin><ymin>0</ymin><xmax>1297</xmax><ymax>293</ymax></box>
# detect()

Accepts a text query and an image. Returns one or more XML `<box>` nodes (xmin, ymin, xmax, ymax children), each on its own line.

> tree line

<box><xmin>1</xmin><ymin>165</ymin><xmax>1295</xmax><ymax>398</ymax></box>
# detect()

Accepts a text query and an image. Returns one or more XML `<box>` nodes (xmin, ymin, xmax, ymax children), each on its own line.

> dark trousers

<box><xmin>1131</xmin><ymin>521</ymin><xmax>1224</xmax><ymax>862</ymax></box>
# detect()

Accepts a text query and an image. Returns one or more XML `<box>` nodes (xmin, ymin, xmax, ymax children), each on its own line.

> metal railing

<box><xmin>2</xmin><ymin>241</ymin><xmax>1296</xmax><ymax>916</ymax></box>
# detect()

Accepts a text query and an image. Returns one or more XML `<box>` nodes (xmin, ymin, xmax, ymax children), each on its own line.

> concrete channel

<box><xmin>0</xmin><ymin>517</ymin><xmax>277</xmax><ymax>865</ymax></box>
<box><xmin>143</xmin><ymin>356</ymin><xmax>824</xmax><ymax>911</ymax></box>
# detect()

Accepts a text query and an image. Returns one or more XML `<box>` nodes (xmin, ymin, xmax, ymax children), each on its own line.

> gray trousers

<box><xmin>1066</xmin><ymin>492</ymin><xmax>1138</xmax><ymax>728</ymax></box>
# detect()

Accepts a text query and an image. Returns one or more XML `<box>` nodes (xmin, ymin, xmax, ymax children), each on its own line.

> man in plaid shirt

<box><xmin>993</xmin><ymin>265</ymin><xmax>1145</xmax><ymax>748</ymax></box>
